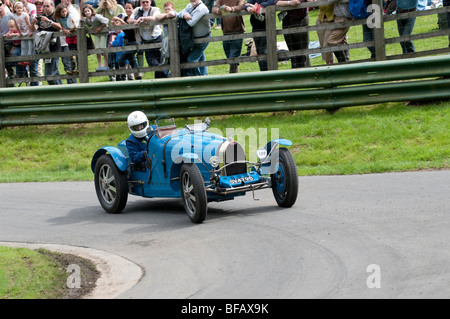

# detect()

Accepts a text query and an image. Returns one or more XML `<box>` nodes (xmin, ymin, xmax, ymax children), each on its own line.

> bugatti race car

<box><xmin>91</xmin><ymin>117</ymin><xmax>298</xmax><ymax>223</ymax></box>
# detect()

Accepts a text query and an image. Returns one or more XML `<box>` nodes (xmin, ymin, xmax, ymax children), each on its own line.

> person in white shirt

<box><xmin>19</xmin><ymin>0</ymin><xmax>36</xmax><ymax>19</ymax></box>
<box><xmin>177</xmin><ymin>0</ymin><xmax>211</xmax><ymax>76</ymax></box>
<box><xmin>128</xmin><ymin>0</ymin><xmax>166</xmax><ymax>78</ymax></box>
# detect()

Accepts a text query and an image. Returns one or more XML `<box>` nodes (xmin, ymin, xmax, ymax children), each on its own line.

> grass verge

<box><xmin>0</xmin><ymin>101</ymin><xmax>448</xmax><ymax>183</ymax></box>
<box><xmin>0</xmin><ymin>247</ymin><xmax>67</xmax><ymax>299</ymax></box>
<box><xmin>0</xmin><ymin>246</ymin><xmax>100</xmax><ymax>299</ymax></box>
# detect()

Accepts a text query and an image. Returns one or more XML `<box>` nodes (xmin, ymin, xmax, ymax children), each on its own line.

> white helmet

<box><xmin>127</xmin><ymin>111</ymin><xmax>149</xmax><ymax>138</ymax></box>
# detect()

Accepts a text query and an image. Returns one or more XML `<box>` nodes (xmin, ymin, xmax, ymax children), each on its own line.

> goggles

<box><xmin>130</xmin><ymin>122</ymin><xmax>147</xmax><ymax>131</ymax></box>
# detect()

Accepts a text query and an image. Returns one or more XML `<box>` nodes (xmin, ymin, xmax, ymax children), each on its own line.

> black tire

<box><xmin>94</xmin><ymin>154</ymin><xmax>128</xmax><ymax>214</ymax></box>
<box><xmin>271</xmin><ymin>148</ymin><xmax>298</xmax><ymax>208</ymax></box>
<box><xmin>180</xmin><ymin>164</ymin><xmax>207</xmax><ymax>223</ymax></box>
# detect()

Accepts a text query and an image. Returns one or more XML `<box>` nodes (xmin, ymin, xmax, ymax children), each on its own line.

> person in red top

<box><xmin>212</xmin><ymin>0</ymin><xmax>245</xmax><ymax>73</ymax></box>
<box><xmin>27</xmin><ymin>0</ymin><xmax>43</xmax><ymax>16</ymax></box>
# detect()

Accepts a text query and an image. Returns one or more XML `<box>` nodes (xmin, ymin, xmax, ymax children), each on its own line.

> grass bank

<box><xmin>0</xmin><ymin>101</ymin><xmax>448</xmax><ymax>183</ymax></box>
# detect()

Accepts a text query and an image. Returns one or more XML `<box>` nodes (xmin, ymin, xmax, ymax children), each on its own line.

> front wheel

<box><xmin>94</xmin><ymin>154</ymin><xmax>128</xmax><ymax>214</ymax></box>
<box><xmin>180</xmin><ymin>164</ymin><xmax>207</xmax><ymax>223</ymax></box>
<box><xmin>271</xmin><ymin>148</ymin><xmax>298</xmax><ymax>208</ymax></box>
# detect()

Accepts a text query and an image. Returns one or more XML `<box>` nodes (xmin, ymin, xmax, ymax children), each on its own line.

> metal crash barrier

<box><xmin>1</xmin><ymin>55</ymin><xmax>449</xmax><ymax>128</ymax></box>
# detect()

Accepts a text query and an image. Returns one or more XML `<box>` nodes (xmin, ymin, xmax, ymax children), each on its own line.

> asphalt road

<box><xmin>0</xmin><ymin>171</ymin><xmax>449</xmax><ymax>299</ymax></box>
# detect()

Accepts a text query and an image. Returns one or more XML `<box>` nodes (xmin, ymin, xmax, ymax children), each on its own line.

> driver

<box><xmin>126</xmin><ymin>111</ymin><xmax>150</xmax><ymax>165</ymax></box>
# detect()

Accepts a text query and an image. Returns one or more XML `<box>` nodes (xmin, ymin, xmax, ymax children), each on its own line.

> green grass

<box><xmin>0</xmin><ymin>102</ymin><xmax>448</xmax><ymax>183</ymax></box>
<box><xmin>0</xmin><ymin>247</ymin><xmax>67</xmax><ymax>299</ymax></box>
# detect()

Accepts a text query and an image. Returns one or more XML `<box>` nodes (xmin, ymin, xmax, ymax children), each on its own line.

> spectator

<box><xmin>205</xmin><ymin>0</ymin><xmax>221</xmax><ymax>29</ymax></box>
<box><xmin>55</xmin><ymin>3</ymin><xmax>78</xmax><ymax>81</ymax></box>
<box><xmin>83</xmin><ymin>0</ymin><xmax>100</xmax><ymax>8</ymax></box>
<box><xmin>96</xmin><ymin>0</ymin><xmax>125</xmax><ymax>22</ymax></box>
<box><xmin>316</xmin><ymin>4</ymin><xmax>335</xmax><ymax>64</ymax></box>
<box><xmin>24</xmin><ymin>0</ymin><xmax>43</xmax><ymax>81</ymax></box>
<box><xmin>156</xmin><ymin>1</ymin><xmax>177</xmax><ymax>31</ymax></box>
<box><xmin>27</xmin><ymin>0</ymin><xmax>43</xmax><ymax>16</ymax></box>
<box><xmin>112</xmin><ymin>1</ymin><xmax>142</xmax><ymax>79</ymax></box>
<box><xmin>274</xmin><ymin>0</ymin><xmax>310</xmax><ymax>69</ymax></box>
<box><xmin>327</xmin><ymin>0</ymin><xmax>352</xmax><ymax>62</ymax></box>
<box><xmin>1</xmin><ymin>1</ymin><xmax>14</xmax><ymax>34</ymax></box>
<box><xmin>156</xmin><ymin>1</ymin><xmax>177</xmax><ymax>33</ymax></box>
<box><xmin>60</xmin><ymin>0</ymin><xmax>81</xmax><ymax>75</ymax></box>
<box><xmin>111</xmin><ymin>14</ymin><xmax>139</xmax><ymax>80</ymax></box>
<box><xmin>60</xmin><ymin>0</ymin><xmax>81</xmax><ymax>25</ymax></box>
<box><xmin>177</xmin><ymin>0</ymin><xmax>211</xmax><ymax>76</ymax></box>
<box><xmin>81</xmin><ymin>4</ymin><xmax>109</xmax><ymax>71</ymax></box>
<box><xmin>13</xmin><ymin>1</ymin><xmax>34</xmax><ymax>66</ymax></box>
<box><xmin>110</xmin><ymin>17</ymin><xmax>124</xmax><ymax>79</ymax></box>
<box><xmin>4</xmin><ymin>19</ymin><xmax>20</xmax><ymax>42</ymax></box>
<box><xmin>1</xmin><ymin>0</ymin><xmax>18</xmax><ymax>85</ymax></box>
<box><xmin>244</xmin><ymin>0</ymin><xmax>274</xmax><ymax>71</ymax></box>
<box><xmin>212</xmin><ymin>0</ymin><xmax>245</xmax><ymax>73</ymax></box>
<box><xmin>129</xmin><ymin>0</ymin><xmax>166</xmax><ymax>78</ymax></box>
<box><xmin>4</xmin><ymin>0</ymin><xmax>12</xmax><ymax>13</ymax></box>
<box><xmin>362</xmin><ymin>0</ymin><xmax>375</xmax><ymax>59</ymax></box>
<box><xmin>55</xmin><ymin>3</ymin><xmax>77</xmax><ymax>41</ymax></box>
<box><xmin>349</xmin><ymin>0</ymin><xmax>375</xmax><ymax>59</ymax></box>
<box><xmin>20</xmin><ymin>0</ymin><xmax>37</xmax><ymax>19</ymax></box>
<box><xmin>156</xmin><ymin>1</ymin><xmax>178</xmax><ymax>77</ymax></box>
<box><xmin>395</xmin><ymin>0</ymin><xmax>418</xmax><ymax>54</ymax></box>
<box><xmin>4</xmin><ymin>19</ymin><xmax>21</xmax><ymax>80</ymax></box>
<box><xmin>96</xmin><ymin>0</ymin><xmax>125</xmax><ymax>78</ymax></box>
<box><xmin>32</xmin><ymin>0</ymin><xmax>62</xmax><ymax>85</ymax></box>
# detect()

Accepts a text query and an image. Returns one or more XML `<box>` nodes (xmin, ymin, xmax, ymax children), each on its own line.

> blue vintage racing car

<box><xmin>91</xmin><ymin>117</ymin><xmax>298</xmax><ymax>223</ymax></box>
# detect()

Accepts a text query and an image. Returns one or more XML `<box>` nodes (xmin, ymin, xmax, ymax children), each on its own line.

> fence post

<box><xmin>0</xmin><ymin>37</ymin><xmax>6</xmax><ymax>88</ymax></box>
<box><xmin>77</xmin><ymin>28</ymin><xmax>90</xmax><ymax>83</ymax></box>
<box><xmin>372</xmin><ymin>0</ymin><xmax>386</xmax><ymax>61</ymax></box>
<box><xmin>168</xmin><ymin>19</ymin><xmax>181</xmax><ymax>78</ymax></box>
<box><xmin>265</xmin><ymin>5</ymin><xmax>278</xmax><ymax>71</ymax></box>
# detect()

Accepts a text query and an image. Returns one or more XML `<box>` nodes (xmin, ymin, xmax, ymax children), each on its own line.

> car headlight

<box><xmin>209</xmin><ymin>156</ymin><xmax>220</xmax><ymax>168</ymax></box>
<box><xmin>256</xmin><ymin>148</ymin><xmax>267</xmax><ymax>161</ymax></box>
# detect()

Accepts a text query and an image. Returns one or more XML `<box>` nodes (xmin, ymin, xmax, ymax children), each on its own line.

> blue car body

<box><xmin>91</xmin><ymin>118</ymin><xmax>298</xmax><ymax>223</ymax></box>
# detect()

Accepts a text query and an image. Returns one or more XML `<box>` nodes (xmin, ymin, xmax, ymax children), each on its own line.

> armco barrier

<box><xmin>1</xmin><ymin>55</ymin><xmax>449</xmax><ymax>128</ymax></box>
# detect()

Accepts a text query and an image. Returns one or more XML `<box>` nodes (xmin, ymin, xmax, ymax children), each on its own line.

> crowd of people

<box><xmin>0</xmin><ymin>0</ymin><xmax>448</xmax><ymax>86</ymax></box>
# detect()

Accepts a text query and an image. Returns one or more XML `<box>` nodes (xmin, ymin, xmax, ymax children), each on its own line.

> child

<box><xmin>3</xmin><ymin>19</ymin><xmax>21</xmax><ymax>75</ymax></box>
<box><xmin>81</xmin><ymin>4</ymin><xmax>109</xmax><ymax>71</ymax></box>
<box><xmin>157</xmin><ymin>1</ymin><xmax>177</xmax><ymax>22</ymax></box>
<box><xmin>55</xmin><ymin>3</ymin><xmax>78</xmax><ymax>73</ymax></box>
<box><xmin>4</xmin><ymin>19</ymin><xmax>21</xmax><ymax>49</ymax></box>
<box><xmin>12</xmin><ymin>1</ymin><xmax>34</xmax><ymax>66</ymax></box>
<box><xmin>111</xmin><ymin>15</ymin><xmax>140</xmax><ymax>81</ymax></box>
<box><xmin>156</xmin><ymin>1</ymin><xmax>177</xmax><ymax>76</ymax></box>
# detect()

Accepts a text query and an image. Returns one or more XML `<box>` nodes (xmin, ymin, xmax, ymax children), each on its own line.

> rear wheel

<box><xmin>94</xmin><ymin>155</ymin><xmax>128</xmax><ymax>214</ymax></box>
<box><xmin>271</xmin><ymin>148</ymin><xmax>298</xmax><ymax>207</ymax></box>
<box><xmin>180</xmin><ymin>164</ymin><xmax>207</xmax><ymax>223</ymax></box>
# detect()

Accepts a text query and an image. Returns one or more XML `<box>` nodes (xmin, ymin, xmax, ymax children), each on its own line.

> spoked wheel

<box><xmin>94</xmin><ymin>154</ymin><xmax>128</xmax><ymax>214</ymax></box>
<box><xmin>271</xmin><ymin>148</ymin><xmax>298</xmax><ymax>207</ymax></box>
<box><xmin>180</xmin><ymin>163</ymin><xmax>207</xmax><ymax>223</ymax></box>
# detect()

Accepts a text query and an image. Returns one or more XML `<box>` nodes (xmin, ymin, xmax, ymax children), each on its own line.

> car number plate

<box><xmin>229</xmin><ymin>176</ymin><xmax>254</xmax><ymax>184</ymax></box>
